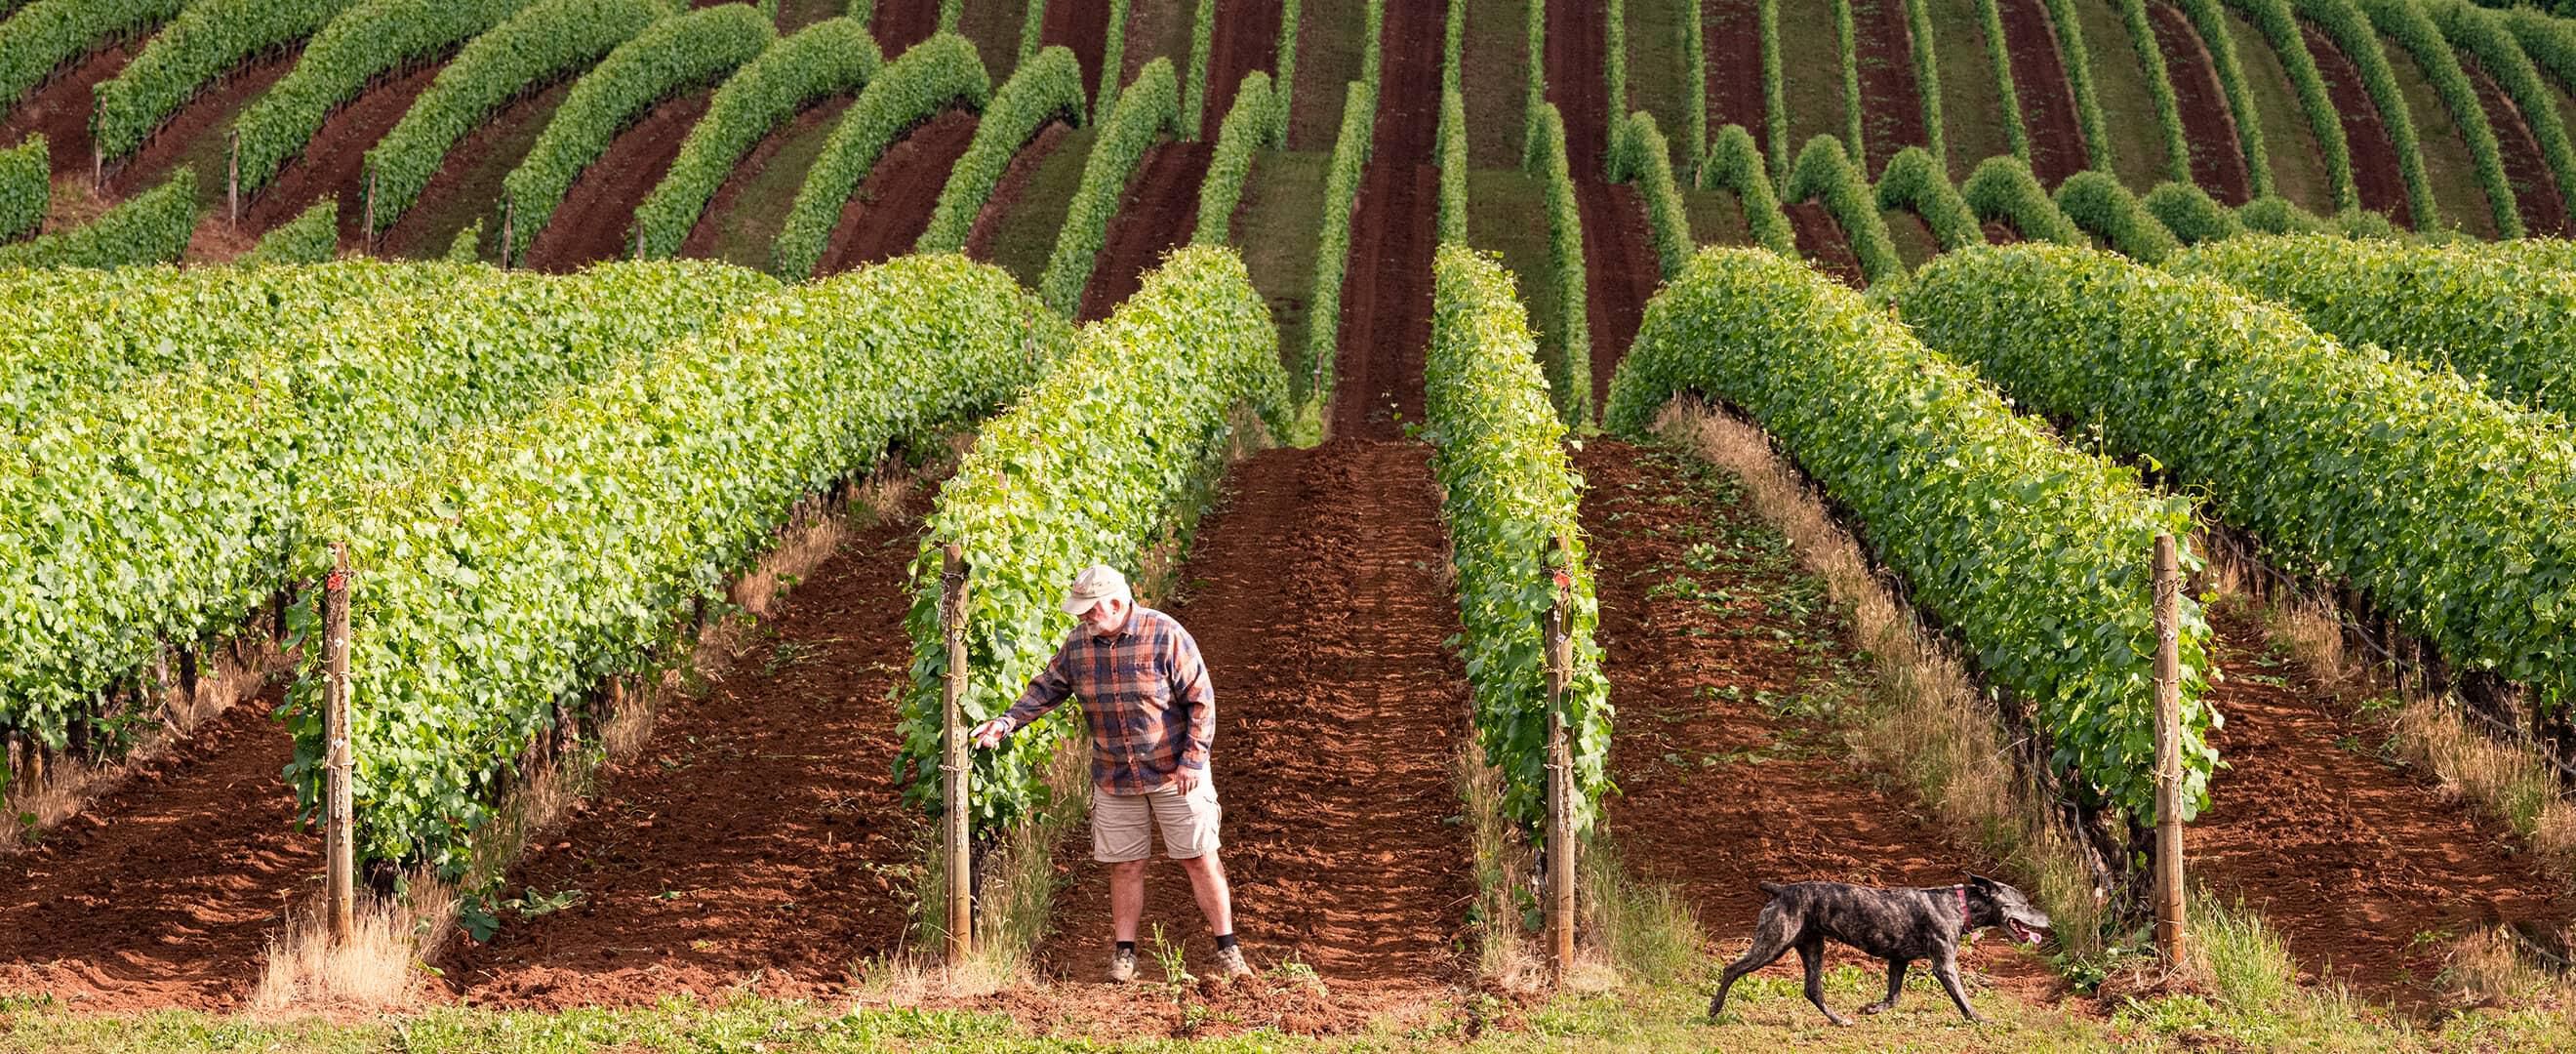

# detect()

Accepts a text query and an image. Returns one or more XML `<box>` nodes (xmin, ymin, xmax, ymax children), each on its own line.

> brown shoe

<box><xmin>1108</xmin><ymin>947</ymin><xmax>1139</xmax><ymax>984</ymax></box>
<box><xmin>1213</xmin><ymin>946</ymin><xmax>1254</xmax><ymax>980</ymax></box>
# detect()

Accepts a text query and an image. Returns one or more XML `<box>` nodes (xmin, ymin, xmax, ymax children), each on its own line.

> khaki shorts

<box><xmin>1092</xmin><ymin>780</ymin><xmax>1222</xmax><ymax>863</ymax></box>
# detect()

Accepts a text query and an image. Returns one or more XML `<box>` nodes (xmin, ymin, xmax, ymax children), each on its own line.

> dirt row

<box><xmin>2148</xmin><ymin>0</ymin><xmax>2255</xmax><ymax>203</ymax></box>
<box><xmin>2000</xmin><ymin>0</ymin><xmax>2089</xmax><ymax>185</ymax></box>
<box><xmin>1852</xmin><ymin>0</ymin><xmax>1932</xmax><ymax>179</ymax></box>
<box><xmin>2298</xmin><ymin>22</ymin><xmax>2409</xmax><ymax>226</ymax></box>
<box><xmin>1327</xmin><ymin>0</ymin><xmax>1441</xmax><ymax>437</ymax></box>
<box><xmin>2462</xmin><ymin>55</ymin><xmax>2570</xmax><ymax>238</ymax></box>
<box><xmin>809</xmin><ymin>108</ymin><xmax>983</xmax><ymax>275</ymax></box>
<box><xmin>1075</xmin><ymin>140</ymin><xmax>1211</xmax><ymax>321</ymax></box>
<box><xmin>1707</xmin><ymin>0</ymin><xmax>1769</xmax><ymax>160</ymax></box>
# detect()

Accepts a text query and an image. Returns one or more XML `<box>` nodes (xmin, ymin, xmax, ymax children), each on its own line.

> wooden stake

<box><xmin>940</xmin><ymin>544</ymin><xmax>973</xmax><ymax>965</ymax></box>
<box><xmin>362</xmin><ymin>169</ymin><xmax>377</xmax><ymax>255</ymax></box>
<box><xmin>1543</xmin><ymin>533</ymin><xmax>1576</xmax><ymax>985</ymax></box>
<box><xmin>2152</xmin><ymin>534</ymin><xmax>2186</xmax><ymax>964</ymax></box>
<box><xmin>226</xmin><ymin>130</ymin><xmax>239</xmax><ymax>228</ymax></box>
<box><xmin>324</xmin><ymin>544</ymin><xmax>356</xmax><ymax>944</ymax></box>
<box><xmin>501</xmin><ymin>199</ymin><xmax>514</xmax><ymax>269</ymax></box>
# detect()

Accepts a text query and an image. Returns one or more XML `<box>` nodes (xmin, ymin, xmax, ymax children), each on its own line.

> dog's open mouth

<box><xmin>2006</xmin><ymin>919</ymin><xmax>2047</xmax><ymax>945</ymax></box>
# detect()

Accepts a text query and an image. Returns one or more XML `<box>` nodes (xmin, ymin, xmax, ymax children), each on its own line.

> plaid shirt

<box><xmin>1001</xmin><ymin>605</ymin><xmax>1215</xmax><ymax>794</ymax></box>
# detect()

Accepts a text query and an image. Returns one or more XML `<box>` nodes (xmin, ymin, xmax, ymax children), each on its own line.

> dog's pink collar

<box><xmin>1954</xmin><ymin>884</ymin><xmax>1968</xmax><ymax>916</ymax></box>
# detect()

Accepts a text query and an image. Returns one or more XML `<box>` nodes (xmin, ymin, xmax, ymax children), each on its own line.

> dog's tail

<box><xmin>1755</xmin><ymin>881</ymin><xmax>1783</xmax><ymax>897</ymax></box>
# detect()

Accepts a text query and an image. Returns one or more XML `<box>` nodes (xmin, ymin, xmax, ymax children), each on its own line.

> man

<box><xmin>969</xmin><ymin>564</ymin><xmax>1250</xmax><ymax>983</ymax></box>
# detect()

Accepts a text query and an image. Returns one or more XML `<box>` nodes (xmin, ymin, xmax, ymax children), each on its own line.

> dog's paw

<box><xmin>1859</xmin><ymin>1001</ymin><xmax>1891</xmax><ymax>1015</ymax></box>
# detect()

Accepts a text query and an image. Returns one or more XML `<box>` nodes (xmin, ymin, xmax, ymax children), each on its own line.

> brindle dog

<box><xmin>1708</xmin><ymin>875</ymin><xmax>2052</xmax><ymax>1025</ymax></box>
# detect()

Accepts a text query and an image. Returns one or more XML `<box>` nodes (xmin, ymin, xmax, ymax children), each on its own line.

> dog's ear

<box><xmin>1966</xmin><ymin>873</ymin><xmax>2002</xmax><ymax>892</ymax></box>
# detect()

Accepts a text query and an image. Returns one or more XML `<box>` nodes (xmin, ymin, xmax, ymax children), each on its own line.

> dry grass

<box><xmin>40</xmin><ymin>176</ymin><xmax>111</xmax><ymax>234</ymax></box>
<box><xmin>1656</xmin><ymin>400</ymin><xmax>2113</xmax><ymax>962</ymax></box>
<box><xmin>1</xmin><ymin>634</ymin><xmax>287</xmax><ymax>854</ymax></box>
<box><xmin>1455</xmin><ymin>742</ymin><xmax>1548</xmax><ymax>993</ymax></box>
<box><xmin>251</xmin><ymin>882</ymin><xmax>456</xmax><ymax>1012</ymax></box>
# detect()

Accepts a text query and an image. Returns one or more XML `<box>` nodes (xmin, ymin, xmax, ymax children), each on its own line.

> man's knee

<box><xmin>1109</xmin><ymin>859</ymin><xmax>1150</xmax><ymax>880</ymax></box>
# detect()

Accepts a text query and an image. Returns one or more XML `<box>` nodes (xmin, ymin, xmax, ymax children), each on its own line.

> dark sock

<box><xmin>1115</xmin><ymin>941</ymin><xmax>1137</xmax><ymax>953</ymax></box>
<box><xmin>1215</xmin><ymin>933</ymin><xmax>1239</xmax><ymax>951</ymax></box>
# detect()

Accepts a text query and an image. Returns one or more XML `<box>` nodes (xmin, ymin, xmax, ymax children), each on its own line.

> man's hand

<box><xmin>970</xmin><ymin>717</ymin><xmax>1014</xmax><ymax>750</ymax></box>
<box><xmin>1172</xmin><ymin>767</ymin><xmax>1200</xmax><ymax>794</ymax></box>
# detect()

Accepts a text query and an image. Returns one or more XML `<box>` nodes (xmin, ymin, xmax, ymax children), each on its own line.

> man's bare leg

<box><xmin>1110</xmin><ymin>860</ymin><xmax>1149</xmax><ymax>943</ymax></box>
<box><xmin>1178</xmin><ymin>852</ymin><xmax>1234</xmax><ymax>936</ymax></box>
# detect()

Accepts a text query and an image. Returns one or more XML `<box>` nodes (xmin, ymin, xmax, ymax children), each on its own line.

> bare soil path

<box><xmin>104</xmin><ymin>53</ymin><xmax>295</xmax><ymax>200</ymax></box>
<box><xmin>1541</xmin><ymin>0</ymin><xmax>1664</xmax><ymax>417</ymax></box>
<box><xmin>1853</xmin><ymin>0</ymin><xmax>1931</xmax><ymax>177</ymax></box>
<box><xmin>965</xmin><ymin>120</ymin><xmax>1072</xmax><ymax>259</ymax></box>
<box><xmin>1329</xmin><ymin>0</ymin><xmax>1441</xmax><ymax>439</ymax></box>
<box><xmin>2464</xmin><ymin>57</ymin><xmax>2569</xmax><ymax>237</ymax></box>
<box><xmin>1785</xmin><ymin>200</ymin><xmax>1864</xmax><ymax>284</ymax></box>
<box><xmin>2148</xmin><ymin>1</ymin><xmax>2252</xmax><ymax>203</ymax></box>
<box><xmin>812</xmin><ymin>107</ymin><xmax>982</xmax><ymax>275</ymax></box>
<box><xmin>871</xmin><ymin>0</ymin><xmax>944</xmax><ymax>54</ymax></box>
<box><xmin>1</xmin><ymin>43</ymin><xmax>134</xmax><ymax>181</ymax></box>
<box><xmin>2000</xmin><ymin>0</ymin><xmax>2089</xmax><ymax>184</ymax></box>
<box><xmin>241</xmin><ymin>63</ymin><xmax>448</xmax><ymax>251</ymax></box>
<box><xmin>2301</xmin><ymin>21</ymin><xmax>2410</xmax><ymax>227</ymax></box>
<box><xmin>0</xmin><ymin>694</ymin><xmax>313</xmax><ymax>1013</ymax></box>
<box><xmin>1546</xmin><ymin>0</ymin><xmax>1612</xmax><ymax>176</ymax></box>
<box><xmin>522</xmin><ymin>92</ymin><xmax>711</xmax><ymax>272</ymax></box>
<box><xmin>1075</xmin><ymin>139</ymin><xmax>1209</xmax><ymax>321</ymax></box>
<box><xmin>2187</xmin><ymin>602</ymin><xmax>2576</xmax><ymax>1014</ymax></box>
<box><xmin>1044</xmin><ymin>0</ymin><xmax>1115</xmax><ymax>101</ymax></box>
<box><xmin>449</xmin><ymin>502</ymin><xmax>934</xmax><ymax>1009</ymax></box>
<box><xmin>1708</xmin><ymin>0</ymin><xmax>1769</xmax><ymax>161</ymax></box>
<box><xmin>1579</xmin><ymin>440</ymin><xmax>2067</xmax><ymax>1005</ymax></box>
<box><xmin>382</xmin><ymin>80</ymin><xmax>571</xmax><ymax>260</ymax></box>
<box><xmin>1197</xmin><ymin>0</ymin><xmax>1282</xmax><ymax>140</ymax></box>
<box><xmin>680</xmin><ymin>98</ymin><xmax>855</xmax><ymax>265</ymax></box>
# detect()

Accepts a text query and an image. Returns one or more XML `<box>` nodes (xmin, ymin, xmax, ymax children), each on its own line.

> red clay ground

<box><xmin>2149</xmin><ymin>1</ymin><xmax>2253</xmax><ymax>203</ymax></box>
<box><xmin>679</xmin><ymin>98</ymin><xmax>855</xmax><ymax>262</ymax></box>
<box><xmin>2301</xmin><ymin>21</ymin><xmax>2411</xmax><ymax>227</ymax></box>
<box><xmin>2463</xmin><ymin>57</ymin><xmax>2570</xmax><ymax>237</ymax></box>
<box><xmin>240</xmin><ymin>63</ymin><xmax>449</xmax><ymax>251</ymax></box>
<box><xmin>1708</xmin><ymin>0</ymin><xmax>1769</xmax><ymax>162</ymax></box>
<box><xmin>1542</xmin><ymin>0</ymin><xmax>1665</xmax><ymax>414</ymax></box>
<box><xmin>1785</xmin><ymin>200</ymin><xmax>1865</xmax><ymax>284</ymax></box>
<box><xmin>522</xmin><ymin>92</ymin><xmax>712</xmax><ymax>272</ymax></box>
<box><xmin>809</xmin><ymin>108</ymin><xmax>982</xmax><ymax>275</ymax></box>
<box><xmin>2187</xmin><ymin>601</ymin><xmax>2576</xmax><ymax>1014</ymax></box>
<box><xmin>1579</xmin><ymin>440</ymin><xmax>2068</xmax><ymax>1009</ymax></box>
<box><xmin>1014</xmin><ymin>439</ymin><xmax>1475</xmax><ymax>1036</ymax></box>
<box><xmin>1545</xmin><ymin>0</ymin><xmax>1612</xmax><ymax>176</ymax></box>
<box><xmin>870</xmin><ymin>0</ymin><xmax>945</xmax><ymax>55</ymax></box>
<box><xmin>1197</xmin><ymin>0</ymin><xmax>1282</xmax><ymax>140</ymax></box>
<box><xmin>448</xmin><ymin>503</ymin><xmax>934</xmax><ymax>1008</ymax></box>
<box><xmin>0</xmin><ymin>693</ymin><xmax>314</xmax><ymax>1012</ymax></box>
<box><xmin>1</xmin><ymin>43</ymin><xmax>134</xmax><ymax>180</ymax></box>
<box><xmin>1044</xmin><ymin>0</ymin><xmax>1115</xmax><ymax>106</ymax></box>
<box><xmin>103</xmin><ymin>53</ymin><xmax>295</xmax><ymax>197</ymax></box>
<box><xmin>382</xmin><ymin>80</ymin><xmax>572</xmax><ymax>260</ymax></box>
<box><xmin>2000</xmin><ymin>0</ymin><xmax>2088</xmax><ymax>185</ymax></box>
<box><xmin>1329</xmin><ymin>0</ymin><xmax>1441</xmax><ymax>438</ymax></box>
<box><xmin>1852</xmin><ymin>0</ymin><xmax>1931</xmax><ymax>178</ymax></box>
<box><xmin>965</xmin><ymin>120</ymin><xmax>1071</xmax><ymax>259</ymax></box>
<box><xmin>1075</xmin><ymin>139</ymin><xmax>1210</xmax><ymax>322</ymax></box>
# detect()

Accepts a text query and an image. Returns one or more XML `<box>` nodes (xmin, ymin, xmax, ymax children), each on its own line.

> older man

<box><xmin>969</xmin><ymin>564</ymin><xmax>1249</xmax><ymax>983</ymax></box>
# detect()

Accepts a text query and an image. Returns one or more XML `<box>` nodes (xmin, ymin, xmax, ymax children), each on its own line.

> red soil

<box><xmin>679</xmin><ymin>97</ymin><xmax>854</xmax><ymax>261</ymax></box>
<box><xmin>382</xmin><ymin>80</ymin><xmax>572</xmax><ymax>260</ymax></box>
<box><xmin>1044</xmin><ymin>0</ymin><xmax>1114</xmax><ymax>105</ymax></box>
<box><xmin>1579</xmin><ymin>441</ymin><xmax>2068</xmax><ymax>1010</ymax></box>
<box><xmin>2300</xmin><ymin>21</ymin><xmax>2410</xmax><ymax>227</ymax></box>
<box><xmin>1999</xmin><ymin>0</ymin><xmax>2089</xmax><ymax>185</ymax></box>
<box><xmin>0</xmin><ymin>43</ymin><xmax>134</xmax><ymax>180</ymax></box>
<box><xmin>2147</xmin><ymin>1</ymin><xmax>2252</xmax><ymax>203</ymax></box>
<box><xmin>448</xmin><ymin>505</ymin><xmax>934</xmax><ymax>1008</ymax></box>
<box><xmin>1017</xmin><ymin>438</ymin><xmax>1474</xmax><ymax>1034</ymax></box>
<box><xmin>812</xmin><ymin>107</ymin><xmax>981</xmax><ymax>275</ymax></box>
<box><xmin>1576</xmin><ymin>182</ymin><xmax>1658</xmax><ymax>414</ymax></box>
<box><xmin>0</xmin><ymin>695</ymin><xmax>315</xmax><ymax>1012</ymax></box>
<box><xmin>1545</xmin><ymin>0</ymin><xmax>1612</xmax><ymax>176</ymax></box>
<box><xmin>1708</xmin><ymin>0</ymin><xmax>1768</xmax><ymax>162</ymax></box>
<box><xmin>1851</xmin><ymin>0</ymin><xmax>1930</xmax><ymax>178</ymax></box>
<box><xmin>1076</xmin><ymin>139</ymin><xmax>1209</xmax><ymax>322</ymax></box>
<box><xmin>870</xmin><ymin>0</ymin><xmax>944</xmax><ymax>54</ymax></box>
<box><xmin>965</xmin><ymin>119</ymin><xmax>1070</xmax><ymax>259</ymax></box>
<box><xmin>103</xmin><ymin>53</ymin><xmax>295</xmax><ymax>196</ymax></box>
<box><xmin>1197</xmin><ymin>0</ymin><xmax>1282</xmax><ymax>141</ymax></box>
<box><xmin>1786</xmin><ymin>200</ymin><xmax>1864</xmax><ymax>285</ymax></box>
<box><xmin>2187</xmin><ymin>602</ymin><xmax>2576</xmax><ymax>1013</ymax></box>
<box><xmin>241</xmin><ymin>63</ymin><xmax>449</xmax><ymax>252</ymax></box>
<box><xmin>2463</xmin><ymin>56</ymin><xmax>2570</xmax><ymax>237</ymax></box>
<box><xmin>521</xmin><ymin>92</ymin><xmax>712</xmax><ymax>272</ymax></box>
<box><xmin>1328</xmin><ymin>0</ymin><xmax>1442</xmax><ymax>439</ymax></box>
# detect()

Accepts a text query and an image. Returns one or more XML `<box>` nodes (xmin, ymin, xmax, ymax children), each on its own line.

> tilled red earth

<box><xmin>523</xmin><ymin>92</ymin><xmax>712</xmax><ymax>271</ymax></box>
<box><xmin>1545</xmin><ymin>0</ymin><xmax>1612</xmax><ymax>176</ymax></box>
<box><xmin>2187</xmin><ymin>602</ymin><xmax>2576</xmax><ymax>1014</ymax></box>
<box><xmin>1009</xmin><ymin>440</ymin><xmax>1475</xmax><ymax>1037</ymax></box>
<box><xmin>2302</xmin><ymin>21</ymin><xmax>2411</xmax><ymax>227</ymax></box>
<box><xmin>2</xmin><ymin>44</ymin><xmax>134</xmax><ymax>181</ymax></box>
<box><xmin>813</xmin><ymin>108</ymin><xmax>981</xmax><ymax>275</ymax></box>
<box><xmin>2464</xmin><ymin>57</ymin><xmax>2570</xmax><ymax>237</ymax></box>
<box><xmin>382</xmin><ymin>80</ymin><xmax>572</xmax><ymax>260</ymax></box>
<box><xmin>0</xmin><ymin>693</ymin><xmax>314</xmax><ymax>1012</ymax></box>
<box><xmin>2000</xmin><ymin>0</ymin><xmax>2089</xmax><ymax>185</ymax></box>
<box><xmin>1076</xmin><ymin>139</ymin><xmax>1209</xmax><ymax>322</ymax></box>
<box><xmin>449</xmin><ymin>505</ymin><xmax>933</xmax><ymax>1008</ymax></box>
<box><xmin>1197</xmin><ymin>0</ymin><xmax>1282</xmax><ymax>141</ymax></box>
<box><xmin>1851</xmin><ymin>0</ymin><xmax>1930</xmax><ymax>178</ymax></box>
<box><xmin>2148</xmin><ymin>1</ymin><xmax>2252</xmax><ymax>203</ymax></box>
<box><xmin>243</xmin><ymin>63</ymin><xmax>449</xmax><ymax>248</ymax></box>
<box><xmin>1708</xmin><ymin>0</ymin><xmax>1769</xmax><ymax>161</ymax></box>
<box><xmin>1330</xmin><ymin>0</ymin><xmax>1442</xmax><ymax>439</ymax></box>
<box><xmin>1045</xmin><ymin>0</ymin><xmax>1115</xmax><ymax>105</ymax></box>
<box><xmin>870</xmin><ymin>0</ymin><xmax>945</xmax><ymax>54</ymax></box>
<box><xmin>680</xmin><ymin>98</ymin><xmax>855</xmax><ymax>262</ymax></box>
<box><xmin>105</xmin><ymin>54</ymin><xmax>295</xmax><ymax>199</ymax></box>
<box><xmin>1578</xmin><ymin>441</ymin><xmax>2067</xmax><ymax>1007</ymax></box>
<box><xmin>1543</xmin><ymin>0</ymin><xmax>1663</xmax><ymax>411</ymax></box>
<box><xmin>1786</xmin><ymin>200</ymin><xmax>1865</xmax><ymax>284</ymax></box>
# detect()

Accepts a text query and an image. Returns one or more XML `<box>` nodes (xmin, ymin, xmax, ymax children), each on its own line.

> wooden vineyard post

<box><xmin>90</xmin><ymin>99</ymin><xmax>101</xmax><ymax>190</ymax></box>
<box><xmin>2152</xmin><ymin>534</ymin><xmax>2186</xmax><ymax>964</ymax></box>
<box><xmin>1543</xmin><ymin>534</ymin><xmax>1576</xmax><ymax>985</ymax></box>
<box><xmin>501</xmin><ymin>199</ymin><xmax>514</xmax><ymax>269</ymax></box>
<box><xmin>940</xmin><ymin>544</ymin><xmax>973</xmax><ymax>965</ymax></box>
<box><xmin>324</xmin><ymin>544</ymin><xmax>356</xmax><ymax>944</ymax></box>
<box><xmin>227</xmin><ymin>131</ymin><xmax>240</xmax><ymax>227</ymax></box>
<box><xmin>362</xmin><ymin>170</ymin><xmax>377</xmax><ymax>255</ymax></box>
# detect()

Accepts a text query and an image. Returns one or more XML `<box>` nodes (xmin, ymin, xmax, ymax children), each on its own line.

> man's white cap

<box><xmin>1062</xmin><ymin>564</ymin><xmax>1133</xmax><ymax>616</ymax></box>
